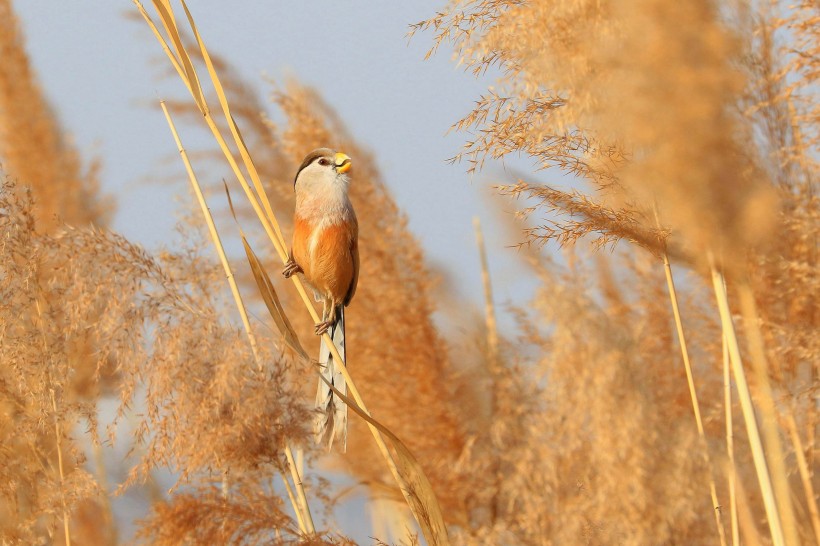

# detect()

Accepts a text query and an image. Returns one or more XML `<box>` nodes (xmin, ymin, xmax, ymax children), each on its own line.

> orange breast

<box><xmin>292</xmin><ymin>215</ymin><xmax>356</xmax><ymax>303</ymax></box>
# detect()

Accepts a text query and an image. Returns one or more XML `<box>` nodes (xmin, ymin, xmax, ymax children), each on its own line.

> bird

<box><xmin>283</xmin><ymin>148</ymin><xmax>358</xmax><ymax>451</ymax></box>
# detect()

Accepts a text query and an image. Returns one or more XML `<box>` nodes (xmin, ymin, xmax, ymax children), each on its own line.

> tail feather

<box><xmin>314</xmin><ymin>306</ymin><xmax>347</xmax><ymax>451</ymax></box>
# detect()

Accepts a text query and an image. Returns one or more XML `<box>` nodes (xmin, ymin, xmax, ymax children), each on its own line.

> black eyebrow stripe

<box><xmin>293</xmin><ymin>148</ymin><xmax>334</xmax><ymax>188</ymax></box>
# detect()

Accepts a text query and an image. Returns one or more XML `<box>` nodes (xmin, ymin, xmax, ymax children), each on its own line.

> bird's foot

<box><xmin>314</xmin><ymin>320</ymin><xmax>333</xmax><ymax>336</ymax></box>
<box><xmin>282</xmin><ymin>259</ymin><xmax>303</xmax><ymax>279</ymax></box>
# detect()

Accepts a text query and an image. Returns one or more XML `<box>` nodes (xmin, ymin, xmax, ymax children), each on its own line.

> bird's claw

<box><xmin>314</xmin><ymin>320</ymin><xmax>332</xmax><ymax>336</ymax></box>
<box><xmin>282</xmin><ymin>259</ymin><xmax>303</xmax><ymax>279</ymax></box>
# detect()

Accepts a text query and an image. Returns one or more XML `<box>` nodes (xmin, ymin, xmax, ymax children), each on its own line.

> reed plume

<box><xmin>415</xmin><ymin>0</ymin><xmax>818</xmax><ymax>543</ymax></box>
<box><xmin>0</xmin><ymin>2</ymin><xmax>115</xmax><ymax>542</ymax></box>
<box><xmin>0</xmin><ymin>0</ymin><xmax>110</xmax><ymax>231</ymax></box>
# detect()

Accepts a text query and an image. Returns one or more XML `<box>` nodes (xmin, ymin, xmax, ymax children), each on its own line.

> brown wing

<box><xmin>344</xmin><ymin>223</ymin><xmax>359</xmax><ymax>307</ymax></box>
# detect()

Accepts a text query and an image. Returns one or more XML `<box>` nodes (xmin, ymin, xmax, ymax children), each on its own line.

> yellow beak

<box><xmin>335</xmin><ymin>152</ymin><xmax>352</xmax><ymax>174</ymax></box>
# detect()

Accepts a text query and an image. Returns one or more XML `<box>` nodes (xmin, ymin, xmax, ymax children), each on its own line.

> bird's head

<box><xmin>293</xmin><ymin>148</ymin><xmax>352</xmax><ymax>193</ymax></box>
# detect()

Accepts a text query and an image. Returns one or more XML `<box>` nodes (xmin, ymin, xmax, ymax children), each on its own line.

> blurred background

<box><xmin>1</xmin><ymin>1</ymin><xmax>816</xmax><ymax>545</ymax></box>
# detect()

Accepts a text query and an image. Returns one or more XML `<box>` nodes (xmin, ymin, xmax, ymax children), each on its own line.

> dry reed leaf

<box><xmin>224</xmin><ymin>180</ymin><xmax>308</xmax><ymax>360</ymax></box>
<box><xmin>241</xmin><ymin>236</ymin><xmax>308</xmax><ymax>361</ymax></box>
<box><xmin>321</xmin><ymin>377</ymin><xmax>450</xmax><ymax>546</ymax></box>
<box><xmin>152</xmin><ymin>0</ymin><xmax>205</xmax><ymax>111</ymax></box>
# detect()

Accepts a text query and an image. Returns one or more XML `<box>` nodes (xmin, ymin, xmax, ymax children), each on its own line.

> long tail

<box><xmin>314</xmin><ymin>306</ymin><xmax>347</xmax><ymax>451</ymax></box>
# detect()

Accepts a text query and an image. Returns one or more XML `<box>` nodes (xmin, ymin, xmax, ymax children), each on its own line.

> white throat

<box><xmin>295</xmin><ymin>170</ymin><xmax>352</xmax><ymax>223</ymax></box>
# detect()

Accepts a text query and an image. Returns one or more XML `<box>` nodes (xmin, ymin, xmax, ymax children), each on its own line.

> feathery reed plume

<box><xmin>413</xmin><ymin>0</ymin><xmax>778</xmax><ymax>263</ymax></box>
<box><xmin>496</xmin><ymin>181</ymin><xmax>669</xmax><ymax>256</ymax></box>
<box><xmin>1</xmin><ymin>94</ymin><xmax>319</xmax><ymax>540</ymax></box>
<box><xmin>0</xmin><ymin>0</ymin><xmax>111</xmax><ymax>231</ymax></box>
<box><xmin>137</xmin><ymin>479</ymin><xmax>353</xmax><ymax>545</ymax></box>
<box><xmin>36</xmin><ymin>195</ymin><xmax>318</xmax><ymax>542</ymax></box>
<box><xmin>0</xmin><ymin>179</ymin><xmax>100</xmax><ymax>544</ymax></box>
<box><xmin>417</xmin><ymin>0</ymin><xmax>818</xmax><ymax>543</ymax></box>
<box><xmin>0</xmin><ymin>2</ymin><xmax>116</xmax><ymax>541</ymax></box>
<box><xmin>444</xmin><ymin>248</ymin><xmax>722</xmax><ymax>544</ymax></box>
<box><xmin>0</xmin><ymin>0</ymin><xmax>115</xmax><ymax>403</ymax></box>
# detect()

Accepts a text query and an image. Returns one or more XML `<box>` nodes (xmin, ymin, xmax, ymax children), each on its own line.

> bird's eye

<box><xmin>318</xmin><ymin>158</ymin><xmax>330</xmax><ymax>166</ymax></box>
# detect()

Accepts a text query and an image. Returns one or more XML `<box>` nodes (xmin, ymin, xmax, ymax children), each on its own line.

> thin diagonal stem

<box><xmin>285</xmin><ymin>447</ymin><xmax>313</xmax><ymax>534</ymax></box>
<box><xmin>710</xmin><ymin>261</ymin><xmax>784</xmax><ymax>546</ymax></box>
<box><xmin>280</xmin><ymin>473</ymin><xmax>306</xmax><ymax>534</ymax></box>
<box><xmin>160</xmin><ymin>101</ymin><xmax>315</xmax><ymax>534</ymax></box>
<box><xmin>35</xmin><ymin>299</ymin><xmax>71</xmax><ymax>546</ymax></box>
<box><xmin>784</xmin><ymin>411</ymin><xmax>820</xmax><ymax>545</ymax></box>
<box><xmin>724</xmin><ymin>332</ymin><xmax>740</xmax><ymax>546</ymax></box>
<box><xmin>661</xmin><ymin>254</ymin><xmax>726</xmax><ymax>546</ymax></box>
<box><xmin>51</xmin><ymin>390</ymin><xmax>71</xmax><ymax>546</ymax></box>
<box><xmin>737</xmin><ymin>284</ymin><xmax>799</xmax><ymax>546</ymax></box>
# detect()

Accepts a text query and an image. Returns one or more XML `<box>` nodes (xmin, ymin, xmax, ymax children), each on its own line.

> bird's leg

<box><xmin>314</xmin><ymin>299</ymin><xmax>337</xmax><ymax>336</ymax></box>
<box><xmin>282</xmin><ymin>256</ymin><xmax>303</xmax><ymax>278</ymax></box>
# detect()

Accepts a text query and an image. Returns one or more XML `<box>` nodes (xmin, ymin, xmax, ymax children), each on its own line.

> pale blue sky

<box><xmin>14</xmin><ymin>1</ymin><xmax>545</xmax><ymax>318</ymax></box>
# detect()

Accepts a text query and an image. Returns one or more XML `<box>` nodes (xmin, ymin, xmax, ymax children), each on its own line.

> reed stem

<box><xmin>737</xmin><ymin>284</ymin><xmax>799</xmax><ymax>546</ymax></box>
<box><xmin>160</xmin><ymin>100</ymin><xmax>315</xmax><ymax>534</ymax></box>
<box><xmin>280</xmin><ymin>473</ymin><xmax>306</xmax><ymax>534</ymax></box>
<box><xmin>724</xmin><ymin>332</ymin><xmax>740</xmax><ymax>546</ymax></box>
<box><xmin>35</xmin><ymin>298</ymin><xmax>72</xmax><ymax>546</ymax></box>
<box><xmin>709</xmin><ymin>261</ymin><xmax>785</xmax><ymax>546</ymax></box>
<box><xmin>785</xmin><ymin>410</ymin><xmax>820</xmax><ymax>545</ymax></box>
<box><xmin>51</xmin><ymin>389</ymin><xmax>72</xmax><ymax>546</ymax></box>
<box><xmin>661</xmin><ymin>254</ymin><xmax>726</xmax><ymax>545</ymax></box>
<box><xmin>473</xmin><ymin>217</ymin><xmax>499</xmax><ymax>375</ymax></box>
<box><xmin>285</xmin><ymin>446</ymin><xmax>315</xmax><ymax>534</ymax></box>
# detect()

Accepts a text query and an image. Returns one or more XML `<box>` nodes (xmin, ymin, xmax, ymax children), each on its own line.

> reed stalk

<box><xmin>284</xmin><ymin>445</ymin><xmax>314</xmax><ymax>535</ymax></box>
<box><xmin>737</xmin><ymin>284</ymin><xmax>799</xmax><ymax>546</ymax></box>
<box><xmin>473</xmin><ymin>217</ymin><xmax>499</xmax><ymax>375</ymax></box>
<box><xmin>159</xmin><ymin>100</ymin><xmax>315</xmax><ymax>534</ymax></box>
<box><xmin>724</xmin><ymin>332</ymin><xmax>740</xmax><ymax>546</ymax></box>
<box><xmin>661</xmin><ymin>254</ymin><xmax>727</xmax><ymax>545</ymax></box>
<box><xmin>709</xmin><ymin>261</ymin><xmax>785</xmax><ymax>546</ymax></box>
<box><xmin>784</xmin><ymin>410</ymin><xmax>820</xmax><ymax>545</ymax></box>
<box><xmin>35</xmin><ymin>299</ymin><xmax>72</xmax><ymax>546</ymax></box>
<box><xmin>158</xmin><ymin>102</ymin><xmax>259</xmax><ymax>362</ymax></box>
<box><xmin>279</xmin><ymin>474</ymin><xmax>306</xmax><ymax>534</ymax></box>
<box><xmin>51</xmin><ymin>389</ymin><xmax>71</xmax><ymax>546</ymax></box>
